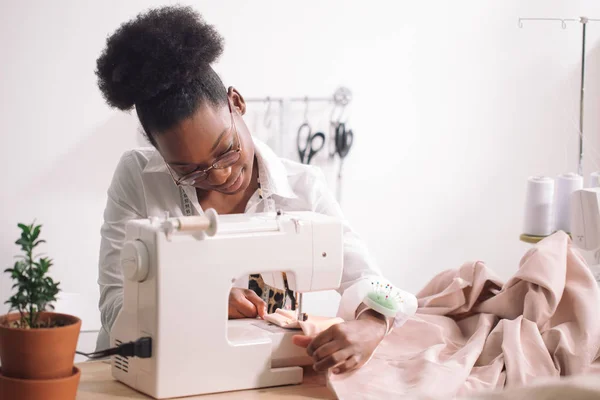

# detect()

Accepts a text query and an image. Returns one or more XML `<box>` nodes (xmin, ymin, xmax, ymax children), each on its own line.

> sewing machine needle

<box><xmin>297</xmin><ymin>293</ymin><xmax>307</xmax><ymax>321</ymax></box>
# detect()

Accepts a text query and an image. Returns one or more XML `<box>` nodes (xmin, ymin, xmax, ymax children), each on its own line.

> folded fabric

<box><xmin>264</xmin><ymin>309</ymin><xmax>344</xmax><ymax>337</ymax></box>
<box><xmin>328</xmin><ymin>231</ymin><xmax>600</xmax><ymax>399</ymax></box>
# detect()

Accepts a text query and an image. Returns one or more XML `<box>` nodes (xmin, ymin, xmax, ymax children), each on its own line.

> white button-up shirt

<box><xmin>96</xmin><ymin>137</ymin><xmax>416</xmax><ymax>350</ymax></box>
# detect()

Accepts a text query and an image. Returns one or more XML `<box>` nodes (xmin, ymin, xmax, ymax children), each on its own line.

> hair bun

<box><xmin>95</xmin><ymin>5</ymin><xmax>224</xmax><ymax>110</ymax></box>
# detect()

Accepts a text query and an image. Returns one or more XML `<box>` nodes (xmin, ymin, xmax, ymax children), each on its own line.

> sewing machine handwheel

<box><xmin>121</xmin><ymin>240</ymin><xmax>149</xmax><ymax>282</ymax></box>
<box><xmin>204</xmin><ymin>208</ymin><xmax>218</xmax><ymax>237</ymax></box>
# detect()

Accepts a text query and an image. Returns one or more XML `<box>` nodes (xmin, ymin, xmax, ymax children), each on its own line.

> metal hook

<box><xmin>329</xmin><ymin>103</ymin><xmax>340</xmax><ymax>124</ymax></box>
<box><xmin>338</xmin><ymin>104</ymin><xmax>349</xmax><ymax>123</ymax></box>
<box><xmin>303</xmin><ymin>96</ymin><xmax>309</xmax><ymax>123</ymax></box>
<box><xmin>333</xmin><ymin>87</ymin><xmax>352</xmax><ymax>107</ymax></box>
<box><xmin>263</xmin><ymin>97</ymin><xmax>272</xmax><ymax>128</ymax></box>
<box><xmin>518</xmin><ymin>17</ymin><xmax>579</xmax><ymax>29</ymax></box>
<box><xmin>331</xmin><ymin>102</ymin><xmax>349</xmax><ymax>125</ymax></box>
<box><xmin>329</xmin><ymin>87</ymin><xmax>352</xmax><ymax>124</ymax></box>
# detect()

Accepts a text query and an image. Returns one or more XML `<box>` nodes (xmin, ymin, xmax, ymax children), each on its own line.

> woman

<box><xmin>95</xmin><ymin>5</ymin><xmax>416</xmax><ymax>375</ymax></box>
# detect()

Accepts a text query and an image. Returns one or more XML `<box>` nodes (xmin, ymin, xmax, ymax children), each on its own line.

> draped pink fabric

<box><xmin>327</xmin><ymin>231</ymin><xmax>600</xmax><ymax>399</ymax></box>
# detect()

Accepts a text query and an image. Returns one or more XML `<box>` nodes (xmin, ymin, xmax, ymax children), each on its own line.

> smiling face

<box><xmin>154</xmin><ymin>91</ymin><xmax>255</xmax><ymax>195</ymax></box>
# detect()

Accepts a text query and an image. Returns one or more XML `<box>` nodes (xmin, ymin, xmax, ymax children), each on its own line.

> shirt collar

<box><xmin>253</xmin><ymin>138</ymin><xmax>297</xmax><ymax>200</ymax></box>
<box><xmin>142</xmin><ymin>149</ymin><xmax>169</xmax><ymax>174</ymax></box>
<box><xmin>141</xmin><ymin>137</ymin><xmax>297</xmax><ymax>200</ymax></box>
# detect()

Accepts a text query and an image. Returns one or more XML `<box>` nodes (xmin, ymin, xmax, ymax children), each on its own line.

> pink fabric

<box><xmin>328</xmin><ymin>231</ymin><xmax>600</xmax><ymax>399</ymax></box>
<box><xmin>264</xmin><ymin>309</ymin><xmax>344</xmax><ymax>337</ymax></box>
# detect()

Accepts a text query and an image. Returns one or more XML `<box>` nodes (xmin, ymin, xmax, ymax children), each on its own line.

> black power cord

<box><xmin>76</xmin><ymin>337</ymin><xmax>152</xmax><ymax>360</ymax></box>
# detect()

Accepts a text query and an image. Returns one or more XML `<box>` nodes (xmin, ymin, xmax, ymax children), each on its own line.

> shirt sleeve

<box><xmin>98</xmin><ymin>152</ymin><xmax>146</xmax><ymax>337</ymax></box>
<box><xmin>309</xmin><ymin>168</ymin><xmax>417</xmax><ymax>330</ymax></box>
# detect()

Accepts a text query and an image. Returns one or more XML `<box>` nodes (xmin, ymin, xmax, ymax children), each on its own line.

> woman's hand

<box><xmin>228</xmin><ymin>288</ymin><xmax>266</xmax><ymax>319</ymax></box>
<box><xmin>292</xmin><ymin>310</ymin><xmax>386</xmax><ymax>374</ymax></box>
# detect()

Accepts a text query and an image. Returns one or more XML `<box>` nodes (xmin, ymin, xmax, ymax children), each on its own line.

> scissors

<box><xmin>333</xmin><ymin>122</ymin><xmax>354</xmax><ymax>204</ymax></box>
<box><xmin>297</xmin><ymin>122</ymin><xmax>325</xmax><ymax>164</ymax></box>
<box><xmin>334</xmin><ymin>122</ymin><xmax>354</xmax><ymax>162</ymax></box>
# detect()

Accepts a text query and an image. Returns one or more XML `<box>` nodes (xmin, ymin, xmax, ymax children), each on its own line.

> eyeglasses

<box><xmin>165</xmin><ymin>100</ymin><xmax>242</xmax><ymax>187</ymax></box>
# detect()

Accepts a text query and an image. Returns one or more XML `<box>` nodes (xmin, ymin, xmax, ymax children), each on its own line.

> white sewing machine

<box><xmin>571</xmin><ymin>187</ymin><xmax>600</xmax><ymax>281</ymax></box>
<box><xmin>110</xmin><ymin>210</ymin><xmax>344</xmax><ymax>399</ymax></box>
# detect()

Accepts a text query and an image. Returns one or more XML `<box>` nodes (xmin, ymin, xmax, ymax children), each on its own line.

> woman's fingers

<box><xmin>313</xmin><ymin>347</ymin><xmax>353</xmax><ymax>372</ymax></box>
<box><xmin>243</xmin><ymin>289</ymin><xmax>267</xmax><ymax>319</ymax></box>
<box><xmin>332</xmin><ymin>354</ymin><xmax>360</xmax><ymax>374</ymax></box>
<box><xmin>306</xmin><ymin>325</ymin><xmax>336</xmax><ymax>357</ymax></box>
<box><xmin>311</xmin><ymin>340</ymin><xmax>343</xmax><ymax>363</ymax></box>
<box><xmin>229</xmin><ymin>288</ymin><xmax>259</xmax><ymax>318</ymax></box>
<box><xmin>292</xmin><ymin>335</ymin><xmax>312</xmax><ymax>348</ymax></box>
<box><xmin>236</xmin><ymin>296</ymin><xmax>259</xmax><ymax>318</ymax></box>
<box><xmin>228</xmin><ymin>307</ymin><xmax>243</xmax><ymax>319</ymax></box>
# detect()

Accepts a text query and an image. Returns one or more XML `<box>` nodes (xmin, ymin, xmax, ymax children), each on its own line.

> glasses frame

<box><xmin>165</xmin><ymin>99</ymin><xmax>241</xmax><ymax>187</ymax></box>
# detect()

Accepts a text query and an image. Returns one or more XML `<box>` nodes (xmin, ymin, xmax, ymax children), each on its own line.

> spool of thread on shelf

<box><xmin>523</xmin><ymin>176</ymin><xmax>555</xmax><ymax>236</ymax></box>
<box><xmin>590</xmin><ymin>172</ymin><xmax>600</xmax><ymax>188</ymax></box>
<box><xmin>555</xmin><ymin>173</ymin><xmax>583</xmax><ymax>233</ymax></box>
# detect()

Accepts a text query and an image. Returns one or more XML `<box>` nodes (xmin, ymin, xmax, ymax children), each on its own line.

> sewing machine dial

<box><xmin>121</xmin><ymin>239</ymin><xmax>150</xmax><ymax>282</ymax></box>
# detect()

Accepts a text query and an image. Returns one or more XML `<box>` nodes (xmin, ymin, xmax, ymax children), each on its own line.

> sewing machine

<box><xmin>110</xmin><ymin>210</ymin><xmax>344</xmax><ymax>399</ymax></box>
<box><xmin>570</xmin><ymin>187</ymin><xmax>600</xmax><ymax>281</ymax></box>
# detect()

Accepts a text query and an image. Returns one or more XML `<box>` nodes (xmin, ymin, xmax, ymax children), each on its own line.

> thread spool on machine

<box><xmin>520</xmin><ymin>172</ymin><xmax>599</xmax><ymax>244</ymax></box>
<box><xmin>522</xmin><ymin>176</ymin><xmax>555</xmax><ymax>239</ymax></box>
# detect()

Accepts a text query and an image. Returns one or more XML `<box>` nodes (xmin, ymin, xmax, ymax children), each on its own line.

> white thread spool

<box><xmin>523</xmin><ymin>176</ymin><xmax>555</xmax><ymax>236</ymax></box>
<box><xmin>555</xmin><ymin>173</ymin><xmax>583</xmax><ymax>233</ymax></box>
<box><xmin>590</xmin><ymin>172</ymin><xmax>600</xmax><ymax>188</ymax></box>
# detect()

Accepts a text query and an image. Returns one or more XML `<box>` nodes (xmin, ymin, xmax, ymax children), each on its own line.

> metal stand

<box><xmin>519</xmin><ymin>16</ymin><xmax>600</xmax><ymax>176</ymax></box>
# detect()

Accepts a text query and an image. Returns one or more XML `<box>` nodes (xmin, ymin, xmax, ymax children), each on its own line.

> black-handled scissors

<box><xmin>334</xmin><ymin>122</ymin><xmax>353</xmax><ymax>159</ymax></box>
<box><xmin>297</xmin><ymin>123</ymin><xmax>325</xmax><ymax>165</ymax></box>
<box><xmin>333</xmin><ymin>122</ymin><xmax>354</xmax><ymax>203</ymax></box>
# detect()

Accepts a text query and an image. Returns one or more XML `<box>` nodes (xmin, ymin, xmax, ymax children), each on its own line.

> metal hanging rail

<box><xmin>519</xmin><ymin>16</ymin><xmax>600</xmax><ymax>176</ymax></box>
<box><xmin>244</xmin><ymin>86</ymin><xmax>352</xmax><ymax>106</ymax></box>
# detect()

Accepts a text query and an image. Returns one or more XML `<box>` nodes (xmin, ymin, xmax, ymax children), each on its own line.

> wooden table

<box><xmin>76</xmin><ymin>361</ymin><xmax>336</xmax><ymax>399</ymax></box>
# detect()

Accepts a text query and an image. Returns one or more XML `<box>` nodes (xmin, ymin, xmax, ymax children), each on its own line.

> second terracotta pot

<box><xmin>0</xmin><ymin>366</ymin><xmax>80</xmax><ymax>400</ymax></box>
<box><xmin>0</xmin><ymin>312</ymin><xmax>81</xmax><ymax>380</ymax></box>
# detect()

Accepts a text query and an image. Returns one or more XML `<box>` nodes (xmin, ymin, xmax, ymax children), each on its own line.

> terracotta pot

<box><xmin>0</xmin><ymin>366</ymin><xmax>80</xmax><ymax>400</ymax></box>
<box><xmin>0</xmin><ymin>312</ymin><xmax>81</xmax><ymax>380</ymax></box>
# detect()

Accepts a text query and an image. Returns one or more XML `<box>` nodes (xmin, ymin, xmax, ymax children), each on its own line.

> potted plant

<box><xmin>0</xmin><ymin>222</ymin><xmax>81</xmax><ymax>400</ymax></box>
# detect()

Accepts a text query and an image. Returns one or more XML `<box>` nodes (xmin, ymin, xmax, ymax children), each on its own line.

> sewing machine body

<box><xmin>110</xmin><ymin>211</ymin><xmax>343</xmax><ymax>399</ymax></box>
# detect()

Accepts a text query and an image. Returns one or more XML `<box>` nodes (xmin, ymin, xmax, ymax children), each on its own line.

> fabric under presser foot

<box><xmin>264</xmin><ymin>309</ymin><xmax>344</xmax><ymax>337</ymax></box>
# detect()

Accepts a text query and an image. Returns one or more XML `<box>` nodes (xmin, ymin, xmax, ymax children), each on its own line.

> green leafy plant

<box><xmin>3</xmin><ymin>222</ymin><xmax>61</xmax><ymax>328</ymax></box>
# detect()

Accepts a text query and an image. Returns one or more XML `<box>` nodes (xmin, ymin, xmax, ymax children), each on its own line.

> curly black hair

<box><xmin>95</xmin><ymin>5</ymin><xmax>228</xmax><ymax>145</ymax></box>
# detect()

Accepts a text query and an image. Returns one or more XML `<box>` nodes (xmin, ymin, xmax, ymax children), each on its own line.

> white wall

<box><xmin>2</xmin><ymin>0</ymin><xmax>600</xmax><ymax>348</ymax></box>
